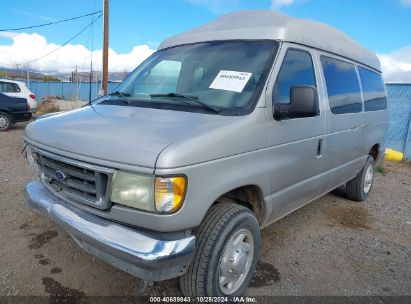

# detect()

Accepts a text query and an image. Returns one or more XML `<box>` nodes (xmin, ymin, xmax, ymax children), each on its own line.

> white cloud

<box><xmin>0</xmin><ymin>32</ymin><xmax>155</xmax><ymax>73</ymax></box>
<box><xmin>401</xmin><ymin>0</ymin><xmax>411</xmax><ymax>7</ymax></box>
<box><xmin>0</xmin><ymin>31</ymin><xmax>18</xmax><ymax>39</ymax></box>
<box><xmin>377</xmin><ymin>45</ymin><xmax>411</xmax><ymax>83</ymax></box>
<box><xmin>271</xmin><ymin>0</ymin><xmax>295</xmax><ymax>9</ymax></box>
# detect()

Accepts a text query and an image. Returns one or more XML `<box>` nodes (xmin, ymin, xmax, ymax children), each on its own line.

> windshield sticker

<box><xmin>209</xmin><ymin>70</ymin><xmax>253</xmax><ymax>93</ymax></box>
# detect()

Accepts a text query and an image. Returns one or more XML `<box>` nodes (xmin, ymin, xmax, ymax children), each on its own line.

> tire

<box><xmin>0</xmin><ymin>112</ymin><xmax>12</xmax><ymax>131</ymax></box>
<box><xmin>180</xmin><ymin>203</ymin><xmax>260</xmax><ymax>297</ymax></box>
<box><xmin>346</xmin><ymin>156</ymin><xmax>375</xmax><ymax>201</ymax></box>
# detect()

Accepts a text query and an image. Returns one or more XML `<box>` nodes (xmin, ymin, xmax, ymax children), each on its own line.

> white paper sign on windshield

<box><xmin>209</xmin><ymin>70</ymin><xmax>253</xmax><ymax>93</ymax></box>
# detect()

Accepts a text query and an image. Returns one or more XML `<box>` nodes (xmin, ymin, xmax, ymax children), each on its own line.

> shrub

<box><xmin>37</xmin><ymin>99</ymin><xmax>59</xmax><ymax>115</ymax></box>
<box><xmin>376</xmin><ymin>165</ymin><xmax>386</xmax><ymax>174</ymax></box>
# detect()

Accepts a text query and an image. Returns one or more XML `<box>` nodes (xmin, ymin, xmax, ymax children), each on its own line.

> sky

<box><xmin>0</xmin><ymin>0</ymin><xmax>410</xmax><ymax>82</ymax></box>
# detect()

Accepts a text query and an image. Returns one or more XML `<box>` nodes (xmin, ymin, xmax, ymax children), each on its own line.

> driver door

<box><xmin>265</xmin><ymin>43</ymin><xmax>327</xmax><ymax>221</ymax></box>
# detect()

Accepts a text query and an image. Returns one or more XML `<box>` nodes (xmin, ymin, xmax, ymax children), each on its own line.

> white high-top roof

<box><xmin>159</xmin><ymin>10</ymin><xmax>381</xmax><ymax>72</ymax></box>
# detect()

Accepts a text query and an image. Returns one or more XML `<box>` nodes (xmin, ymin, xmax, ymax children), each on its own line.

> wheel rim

<box><xmin>218</xmin><ymin>228</ymin><xmax>254</xmax><ymax>295</ymax></box>
<box><xmin>0</xmin><ymin>115</ymin><xmax>9</xmax><ymax>129</ymax></box>
<box><xmin>364</xmin><ymin>164</ymin><xmax>374</xmax><ymax>193</ymax></box>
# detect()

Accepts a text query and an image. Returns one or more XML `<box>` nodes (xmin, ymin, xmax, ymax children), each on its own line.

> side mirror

<box><xmin>274</xmin><ymin>85</ymin><xmax>318</xmax><ymax>120</ymax></box>
<box><xmin>289</xmin><ymin>85</ymin><xmax>318</xmax><ymax>118</ymax></box>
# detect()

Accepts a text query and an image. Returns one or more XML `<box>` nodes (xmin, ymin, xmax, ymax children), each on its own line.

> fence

<box><xmin>28</xmin><ymin>81</ymin><xmax>119</xmax><ymax>102</ymax></box>
<box><xmin>25</xmin><ymin>81</ymin><xmax>411</xmax><ymax>160</ymax></box>
<box><xmin>385</xmin><ymin>84</ymin><xmax>411</xmax><ymax>160</ymax></box>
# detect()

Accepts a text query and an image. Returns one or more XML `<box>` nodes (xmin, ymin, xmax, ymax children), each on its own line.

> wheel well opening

<box><xmin>215</xmin><ymin>185</ymin><xmax>265</xmax><ymax>223</ymax></box>
<box><xmin>369</xmin><ymin>144</ymin><xmax>379</xmax><ymax>161</ymax></box>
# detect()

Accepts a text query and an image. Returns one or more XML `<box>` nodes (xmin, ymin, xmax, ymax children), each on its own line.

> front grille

<box><xmin>32</xmin><ymin>147</ymin><xmax>114</xmax><ymax>210</ymax></box>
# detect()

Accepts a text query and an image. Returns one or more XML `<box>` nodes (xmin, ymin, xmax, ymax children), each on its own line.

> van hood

<box><xmin>24</xmin><ymin>104</ymin><xmax>255</xmax><ymax>170</ymax></box>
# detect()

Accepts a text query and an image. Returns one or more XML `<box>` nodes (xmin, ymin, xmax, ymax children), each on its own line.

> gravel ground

<box><xmin>1</xmin><ymin>121</ymin><xmax>410</xmax><ymax>298</ymax></box>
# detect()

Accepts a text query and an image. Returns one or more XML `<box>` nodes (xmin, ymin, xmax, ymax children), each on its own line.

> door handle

<box><xmin>351</xmin><ymin>124</ymin><xmax>366</xmax><ymax>131</ymax></box>
<box><xmin>317</xmin><ymin>139</ymin><xmax>323</xmax><ymax>157</ymax></box>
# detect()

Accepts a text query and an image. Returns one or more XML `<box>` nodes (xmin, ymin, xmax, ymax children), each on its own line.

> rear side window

<box><xmin>0</xmin><ymin>81</ymin><xmax>20</xmax><ymax>93</ymax></box>
<box><xmin>321</xmin><ymin>56</ymin><xmax>362</xmax><ymax>114</ymax></box>
<box><xmin>274</xmin><ymin>49</ymin><xmax>316</xmax><ymax>104</ymax></box>
<box><xmin>358</xmin><ymin>67</ymin><xmax>387</xmax><ymax>111</ymax></box>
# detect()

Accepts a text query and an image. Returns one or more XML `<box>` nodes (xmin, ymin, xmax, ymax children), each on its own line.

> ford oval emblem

<box><xmin>55</xmin><ymin>170</ymin><xmax>67</xmax><ymax>181</ymax></box>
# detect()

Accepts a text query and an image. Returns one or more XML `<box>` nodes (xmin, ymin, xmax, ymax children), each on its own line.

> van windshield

<box><xmin>101</xmin><ymin>40</ymin><xmax>278</xmax><ymax>115</ymax></box>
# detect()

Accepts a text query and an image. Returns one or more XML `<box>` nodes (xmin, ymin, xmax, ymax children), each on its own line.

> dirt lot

<box><xmin>1</xmin><ymin>121</ymin><xmax>410</xmax><ymax>298</ymax></box>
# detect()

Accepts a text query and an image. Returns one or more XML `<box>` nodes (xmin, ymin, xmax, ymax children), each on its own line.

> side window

<box><xmin>321</xmin><ymin>56</ymin><xmax>362</xmax><ymax>114</ymax></box>
<box><xmin>274</xmin><ymin>49</ymin><xmax>316</xmax><ymax>104</ymax></box>
<box><xmin>0</xmin><ymin>81</ymin><xmax>20</xmax><ymax>93</ymax></box>
<box><xmin>13</xmin><ymin>83</ymin><xmax>21</xmax><ymax>92</ymax></box>
<box><xmin>358</xmin><ymin>67</ymin><xmax>387</xmax><ymax>111</ymax></box>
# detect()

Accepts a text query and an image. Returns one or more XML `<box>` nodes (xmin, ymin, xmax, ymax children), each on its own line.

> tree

<box><xmin>43</xmin><ymin>75</ymin><xmax>59</xmax><ymax>82</ymax></box>
<box><xmin>0</xmin><ymin>71</ymin><xmax>8</xmax><ymax>79</ymax></box>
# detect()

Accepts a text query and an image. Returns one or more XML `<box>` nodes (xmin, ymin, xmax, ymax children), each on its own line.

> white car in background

<box><xmin>0</xmin><ymin>79</ymin><xmax>37</xmax><ymax>112</ymax></box>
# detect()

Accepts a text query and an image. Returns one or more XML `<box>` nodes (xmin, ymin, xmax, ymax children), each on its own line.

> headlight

<box><xmin>110</xmin><ymin>171</ymin><xmax>187</xmax><ymax>213</ymax></box>
<box><xmin>155</xmin><ymin>176</ymin><xmax>187</xmax><ymax>213</ymax></box>
<box><xmin>110</xmin><ymin>171</ymin><xmax>155</xmax><ymax>211</ymax></box>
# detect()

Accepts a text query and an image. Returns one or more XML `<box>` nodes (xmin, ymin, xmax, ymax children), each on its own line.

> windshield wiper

<box><xmin>150</xmin><ymin>93</ymin><xmax>221</xmax><ymax>113</ymax></box>
<box><xmin>108</xmin><ymin>90</ymin><xmax>133</xmax><ymax>104</ymax></box>
<box><xmin>110</xmin><ymin>90</ymin><xmax>131</xmax><ymax>98</ymax></box>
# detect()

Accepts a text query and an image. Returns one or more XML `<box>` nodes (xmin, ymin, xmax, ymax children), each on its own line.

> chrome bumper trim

<box><xmin>25</xmin><ymin>180</ymin><xmax>195</xmax><ymax>281</ymax></box>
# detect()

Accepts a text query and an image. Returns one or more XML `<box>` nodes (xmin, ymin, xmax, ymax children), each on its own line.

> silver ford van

<box><xmin>24</xmin><ymin>10</ymin><xmax>388</xmax><ymax>296</ymax></box>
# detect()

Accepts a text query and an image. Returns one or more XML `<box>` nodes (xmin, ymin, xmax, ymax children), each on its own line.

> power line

<box><xmin>0</xmin><ymin>11</ymin><xmax>102</xmax><ymax>32</ymax></box>
<box><xmin>14</xmin><ymin>13</ymin><xmax>102</xmax><ymax>67</ymax></box>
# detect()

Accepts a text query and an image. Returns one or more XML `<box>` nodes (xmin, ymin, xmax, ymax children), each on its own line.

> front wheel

<box><xmin>346</xmin><ymin>156</ymin><xmax>375</xmax><ymax>201</ymax></box>
<box><xmin>180</xmin><ymin>203</ymin><xmax>260</xmax><ymax>296</ymax></box>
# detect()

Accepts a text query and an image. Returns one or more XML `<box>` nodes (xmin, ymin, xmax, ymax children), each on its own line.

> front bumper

<box><xmin>24</xmin><ymin>180</ymin><xmax>195</xmax><ymax>281</ymax></box>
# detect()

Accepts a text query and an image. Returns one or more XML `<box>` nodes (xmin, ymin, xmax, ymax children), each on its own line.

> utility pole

<box><xmin>102</xmin><ymin>0</ymin><xmax>109</xmax><ymax>95</ymax></box>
